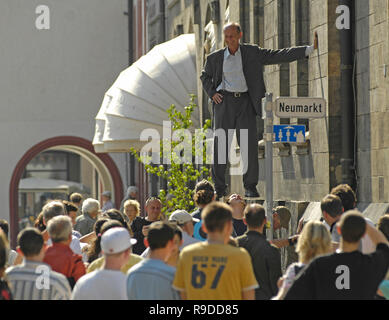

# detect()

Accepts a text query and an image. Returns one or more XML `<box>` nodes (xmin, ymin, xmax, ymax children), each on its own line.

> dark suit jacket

<box><xmin>200</xmin><ymin>44</ymin><xmax>309</xmax><ymax>116</ymax></box>
<box><xmin>236</xmin><ymin>231</ymin><xmax>282</xmax><ymax>300</ymax></box>
<box><xmin>130</xmin><ymin>217</ymin><xmax>153</xmax><ymax>255</ymax></box>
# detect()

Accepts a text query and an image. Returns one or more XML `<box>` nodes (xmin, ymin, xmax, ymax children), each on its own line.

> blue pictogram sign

<box><xmin>273</xmin><ymin>125</ymin><xmax>306</xmax><ymax>143</ymax></box>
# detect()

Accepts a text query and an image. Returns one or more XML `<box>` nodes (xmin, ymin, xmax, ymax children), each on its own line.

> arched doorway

<box><xmin>9</xmin><ymin>136</ymin><xmax>123</xmax><ymax>247</ymax></box>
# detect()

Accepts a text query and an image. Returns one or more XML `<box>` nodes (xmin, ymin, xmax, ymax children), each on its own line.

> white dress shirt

<box><xmin>46</xmin><ymin>234</ymin><xmax>82</xmax><ymax>255</ymax></box>
<box><xmin>216</xmin><ymin>45</ymin><xmax>314</xmax><ymax>94</ymax></box>
<box><xmin>305</xmin><ymin>45</ymin><xmax>314</xmax><ymax>56</ymax></box>
<box><xmin>216</xmin><ymin>47</ymin><xmax>248</xmax><ymax>93</ymax></box>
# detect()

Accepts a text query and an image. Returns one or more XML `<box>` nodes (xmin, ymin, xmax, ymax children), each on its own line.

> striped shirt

<box><xmin>5</xmin><ymin>260</ymin><xmax>71</xmax><ymax>300</ymax></box>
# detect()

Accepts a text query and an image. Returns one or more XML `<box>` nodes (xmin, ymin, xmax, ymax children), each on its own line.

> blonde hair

<box><xmin>123</xmin><ymin>200</ymin><xmax>140</xmax><ymax>216</ymax></box>
<box><xmin>296</xmin><ymin>221</ymin><xmax>332</xmax><ymax>264</ymax></box>
<box><xmin>0</xmin><ymin>229</ymin><xmax>9</xmax><ymax>271</ymax></box>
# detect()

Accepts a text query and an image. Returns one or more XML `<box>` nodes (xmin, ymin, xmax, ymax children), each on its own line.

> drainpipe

<box><xmin>128</xmin><ymin>0</ymin><xmax>134</xmax><ymax>65</ymax></box>
<box><xmin>339</xmin><ymin>0</ymin><xmax>355</xmax><ymax>189</ymax></box>
<box><xmin>161</xmin><ymin>0</ymin><xmax>166</xmax><ymax>42</ymax></box>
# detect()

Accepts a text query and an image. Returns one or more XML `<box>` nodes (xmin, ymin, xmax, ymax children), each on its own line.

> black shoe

<box><xmin>216</xmin><ymin>190</ymin><xmax>227</xmax><ymax>201</ymax></box>
<box><xmin>244</xmin><ymin>187</ymin><xmax>260</xmax><ymax>198</ymax></box>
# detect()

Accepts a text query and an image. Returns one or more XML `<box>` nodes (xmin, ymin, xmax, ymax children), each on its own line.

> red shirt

<box><xmin>43</xmin><ymin>242</ymin><xmax>86</xmax><ymax>287</ymax></box>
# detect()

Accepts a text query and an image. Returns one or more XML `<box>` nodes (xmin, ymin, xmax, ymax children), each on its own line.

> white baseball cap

<box><xmin>101</xmin><ymin>227</ymin><xmax>137</xmax><ymax>254</ymax></box>
<box><xmin>169</xmin><ymin>210</ymin><xmax>199</xmax><ymax>225</ymax></box>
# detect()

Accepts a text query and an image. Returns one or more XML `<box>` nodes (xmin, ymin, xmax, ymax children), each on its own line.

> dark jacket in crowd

<box><xmin>237</xmin><ymin>231</ymin><xmax>282</xmax><ymax>300</ymax></box>
<box><xmin>130</xmin><ymin>217</ymin><xmax>153</xmax><ymax>255</ymax></box>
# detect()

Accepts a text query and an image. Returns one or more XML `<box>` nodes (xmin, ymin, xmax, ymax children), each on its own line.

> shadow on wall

<box><xmin>355</xmin><ymin>0</ymin><xmax>371</xmax><ymax>203</ymax></box>
<box><xmin>298</xmin><ymin>152</ymin><xmax>315</xmax><ymax>179</ymax></box>
<box><xmin>258</xmin><ymin>150</ymin><xmax>315</xmax><ymax>181</ymax></box>
<box><xmin>281</xmin><ymin>157</ymin><xmax>296</xmax><ymax>180</ymax></box>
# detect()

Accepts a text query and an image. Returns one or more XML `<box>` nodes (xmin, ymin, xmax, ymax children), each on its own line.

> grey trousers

<box><xmin>212</xmin><ymin>92</ymin><xmax>259</xmax><ymax>193</ymax></box>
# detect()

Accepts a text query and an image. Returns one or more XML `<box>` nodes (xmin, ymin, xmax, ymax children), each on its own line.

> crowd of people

<box><xmin>0</xmin><ymin>182</ymin><xmax>388</xmax><ymax>300</ymax></box>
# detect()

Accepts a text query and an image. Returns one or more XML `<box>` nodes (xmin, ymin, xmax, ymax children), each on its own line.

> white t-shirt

<box><xmin>47</xmin><ymin>234</ymin><xmax>82</xmax><ymax>255</ymax></box>
<box><xmin>8</xmin><ymin>249</ymin><xmax>18</xmax><ymax>266</ymax></box>
<box><xmin>281</xmin><ymin>262</ymin><xmax>306</xmax><ymax>291</ymax></box>
<box><xmin>181</xmin><ymin>231</ymin><xmax>200</xmax><ymax>248</ymax></box>
<box><xmin>140</xmin><ymin>247</ymin><xmax>150</xmax><ymax>258</ymax></box>
<box><xmin>323</xmin><ymin>217</ymin><xmax>376</xmax><ymax>254</ymax></box>
<box><xmin>71</xmin><ymin>269</ymin><xmax>128</xmax><ymax>300</ymax></box>
<box><xmin>361</xmin><ymin>218</ymin><xmax>376</xmax><ymax>254</ymax></box>
<box><xmin>140</xmin><ymin>231</ymin><xmax>201</xmax><ymax>258</ymax></box>
<box><xmin>80</xmin><ymin>242</ymin><xmax>90</xmax><ymax>263</ymax></box>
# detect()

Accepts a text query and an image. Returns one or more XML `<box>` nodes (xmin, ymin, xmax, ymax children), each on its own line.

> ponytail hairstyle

<box><xmin>0</xmin><ymin>229</ymin><xmax>9</xmax><ymax>271</ymax></box>
<box><xmin>86</xmin><ymin>217</ymin><xmax>109</xmax><ymax>263</ymax></box>
<box><xmin>193</xmin><ymin>180</ymin><xmax>215</xmax><ymax>206</ymax></box>
<box><xmin>34</xmin><ymin>211</ymin><xmax>46</xmax><ymax>232</ymax></box>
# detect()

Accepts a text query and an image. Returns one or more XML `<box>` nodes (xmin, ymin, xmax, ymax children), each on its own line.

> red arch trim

<box><xmin>9</xmin><ymin>136</ymin><xmax>123</xmax><ymax>248</ymax></box>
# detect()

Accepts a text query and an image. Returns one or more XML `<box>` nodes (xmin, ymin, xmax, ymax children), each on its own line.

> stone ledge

<box><xmin>357</xmin><ymin>203</ymin><xmax>389</xmax><ymax>224</ymax></box>
<box><xmin>294</xmin><ymin>131</ymin><xmax>311</xmax><ymax>155</ymax></box>
<box><xmin>270</xmin><ymin>200</ymin><xmax>389</xmax><ymax>271</ymax></box>
<box><xmin>255</xmin><ymin>130</ymin><xmax>311</xmax><ymax>158</ymax></box>
<box><xmin>274</xmin><ymin>142</ymin><xmax>291</xmax><ymax>157</ymax></box>
<box><xmin>299</xmin><ymin>201</ymin><xmax>389</xmax><ymax>225</ymax></box>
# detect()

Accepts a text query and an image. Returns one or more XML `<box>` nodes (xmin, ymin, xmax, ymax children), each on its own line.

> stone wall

<box><xmin>355</xmin><ymin>0</ymin><xmax>389</xmax><ymax>205</ymax></box>
<box><xmin>230</xmin><ymin>0</ymin><xmax>335</xmax><ymax>202</ymax></box>
<box><xmin>158</xmin><ymin>0</ymin><xmax>389</xmax><ymax>209</ymax></box>
<box><xmin>147</xmin><ymin>0</ymin><xmax>389</xmax><ymax>271</ymax></box>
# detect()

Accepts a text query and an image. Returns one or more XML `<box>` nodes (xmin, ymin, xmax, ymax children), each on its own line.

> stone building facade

<box><xmin>134</xmin><ymin>0</ymin><xmax>389</xmax><ymax>270</ymax></box>
<box><xmin>150</xmin><ymin>0</ymin><xmax>389</xmax><ymax>220</ymax></box>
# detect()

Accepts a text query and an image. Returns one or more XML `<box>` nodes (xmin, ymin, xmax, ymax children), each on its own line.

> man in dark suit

<box><xmin>236</xmin><ymin>204</ymin><xmax>282</xmax><ymax>300</ymax></box>
<box><xmin>200</xmin><ymin>22</ymin><xmax>317</xmax><ymax>198</ymax></box>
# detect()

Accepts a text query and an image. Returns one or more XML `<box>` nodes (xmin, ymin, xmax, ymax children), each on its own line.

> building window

<box><xmin>254</xmin><ymin>0</ymin><xmax>265</xmax><ymax>47</ymax></box>
<box><xmin>239</xmin><ymin>0</ymin><xmax>250</xmax><ymax>43</ymax></box>
<box><xmin>175</xmin><ymin>24</ymin><xmax>184</xmax><ymax>35</ymax></box>
<box><xmin>24</xmin><ymin>151</ymin><xmax>80</xmax><ymax>182</ymax></box>
<box><xmin>19</xmin><ymin>150</ymin><xmax>82</xmax><ymax>230</ymax></box>
<box><xmin>194</xmin><ymin>0</ymin><xmax>201</xmax><ymax>25</ymax></box>
<box><xmin>225</xmin><ymin>0</ymin><xmax>230</xmax><ymax>24</ymax></box>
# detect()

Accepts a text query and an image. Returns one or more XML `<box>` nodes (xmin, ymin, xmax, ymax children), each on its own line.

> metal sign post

<box><xmin>262</xmin><ymin>93</ymin><xmax>274</xmax><ymax>241</ymax></box>
<box><xmin>260</xmin><ymin>92</ymin><xmax>327</xmax><ymax>241</ymax></box>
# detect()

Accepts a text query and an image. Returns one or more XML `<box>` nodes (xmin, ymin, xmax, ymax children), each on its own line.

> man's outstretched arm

<box><xmin>259</xmin><ymin>32</ymin><xmax>318</xmax><ymax>65</ymax></box>
<box><xmin>259</xmin><ymin>46</ymin><xmax>309</xmax><ymax>65</ymax></box>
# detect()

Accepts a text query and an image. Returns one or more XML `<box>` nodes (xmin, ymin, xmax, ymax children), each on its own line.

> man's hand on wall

<box><xmin>314</xmin><ymin>31</ymin><xmax>318</xmax><ymax>50</ymax></box>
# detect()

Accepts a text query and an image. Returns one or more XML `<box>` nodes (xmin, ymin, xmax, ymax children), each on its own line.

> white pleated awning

<box><xmin>93</xmin><ymin>34</ymin><xmax>199</xmax><ymax>153</ymax></box>
<box><xmin>19</xmin><ymin>177</ymin><xmax>88</xmax><ymax>193</ymax></box>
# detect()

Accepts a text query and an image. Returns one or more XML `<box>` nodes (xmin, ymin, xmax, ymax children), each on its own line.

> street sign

<box><xmin>275</xmin><ymin>97</ymin><xmax>326</xmax><ymax>119</ymax></box>
<box><xmin>273</xmin><ymin>125</ymin><xmax>306</xmax><ymax>143</ymax></box>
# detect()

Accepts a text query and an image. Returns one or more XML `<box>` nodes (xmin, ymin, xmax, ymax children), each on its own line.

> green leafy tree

<box><xmin>130</xmin><ymin>95</ymin><xmax>213</xmax><ymax>216</ymax></box>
